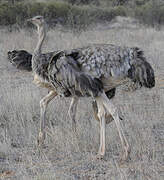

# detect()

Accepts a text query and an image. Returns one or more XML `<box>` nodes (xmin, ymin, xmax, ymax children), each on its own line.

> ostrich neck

<box><xmin>32</xmin><ymin>24</ymin><xmax>46</xmax><ymax>71</ymax></box>
<box><xmin>34</xmin><ymin>25</ymin><xmax>46</xmax><ymax>54</ymax></box>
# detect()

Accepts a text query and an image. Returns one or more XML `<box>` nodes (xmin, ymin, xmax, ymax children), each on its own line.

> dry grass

<box><xmin>0</xmin><ymin>21</ymin><xmax>164</xmax><ymax>180</ymax></box>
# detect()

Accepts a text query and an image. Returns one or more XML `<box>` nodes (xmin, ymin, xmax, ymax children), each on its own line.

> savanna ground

<box><xmin>0</xmin><ymin>17</ymin><xmax>164</xmax><ymax>179</ymax></box>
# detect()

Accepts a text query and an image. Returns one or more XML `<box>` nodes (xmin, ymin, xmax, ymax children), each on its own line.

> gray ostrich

<box><xmin>27</xmin><ymin>15</ymin><xmax>155</xmax><ymax>159</ymax></box>
<box><xmin>7</xmin><ymin>49</ymin><xmax>116</xmax><ymax>129</ymax></box>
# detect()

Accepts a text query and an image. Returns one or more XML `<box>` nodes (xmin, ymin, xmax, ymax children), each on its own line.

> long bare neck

<box><xmin>34</xmin><ymin>24</ymin><xmax>46</xmax><ymax>55</ymax></box>
<box><xmin>32</xmin><ymin>23</ymin><xmax>46</xmax><ymax>72</ymax></box>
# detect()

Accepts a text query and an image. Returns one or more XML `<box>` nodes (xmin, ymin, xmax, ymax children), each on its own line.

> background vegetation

<box><xmin>0</xmin><ymin>0</ymin><xmax>164</xmax><ymax>29</ymax></box>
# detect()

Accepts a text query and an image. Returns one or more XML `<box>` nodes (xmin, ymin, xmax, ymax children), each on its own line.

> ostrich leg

<box><xmin>96</xmin><ymin>92</ymin><xmax>130</xmax><ymax>160</ymax></box>
<box><xmin>95</xmin><ymin>99</ymin><xmax>106</xmax><ymax>158</ymax></box>
<box><xmin>68</xmin><ymin>96</ymin><xmax>79</xmax><ymax>132</ymax></box>
<box><xmin>38</xmin><ymin>91</ymin><xmax>57</xmax><ymax>146</ymax></box>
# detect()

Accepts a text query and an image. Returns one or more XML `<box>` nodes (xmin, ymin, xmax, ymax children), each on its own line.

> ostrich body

<box><xmin>28</xmin><ymin>16</ymin><xmax>155</xmax><ymax>159</ymax></box>
<box><xmin>7</xmin><ymin>49</ymin><xmax>116</xmax><ymax>124</ymax></box>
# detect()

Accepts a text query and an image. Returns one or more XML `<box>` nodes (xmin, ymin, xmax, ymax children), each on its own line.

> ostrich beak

<box><xmin>27</xmin><ymin>18</ymin><xmax>33</xmax><ymax>22</ymax></box>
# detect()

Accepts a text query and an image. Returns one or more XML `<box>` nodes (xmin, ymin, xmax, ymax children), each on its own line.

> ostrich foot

<box><xmin>96</xmin><ymin>154</ymin><xmax>104</xmax><ymax>160</ymax></box>
<box><xmin>119</xmin><ymin>146</ymin><xmax>131</xmax><ymax>163</ymax></box>
<box><xmin>72</xmin><ymin>122</ymin><xmax>77</xmax><ymax>133</ymax></box>
<box><xmin>96</xmin><ymin>148</ymin><xmax>105</xmax><ymax>160</ymax></box>
<box><xmin>37</xmin><ymin>131</ymin><xmax>46</xmax><ymax>147</ymax></box>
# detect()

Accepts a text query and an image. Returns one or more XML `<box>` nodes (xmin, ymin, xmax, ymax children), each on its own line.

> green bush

<box><xmin>113</xmin><ymin>5</ymin><xmax>127</xmax><ymax>16</ymax></box>
<box><xmin>135</xmin><ymin>0</ymin><xmax>148</xmax><ymax>6</ymax></box>
<box><xmin>66</xmin><ymin>0</ymin><xmax>99</xmax><ymax>5</ymax></box>
<box><xmin>0</xmin><ymin>0</ymin><xmax>163</xmax><ymax>29</ymax></box>
<box><xmin>0</xmin><ymin>3</ymin><xmax>14</xmax><ymax>25</ymax></box>
<box><xmin>0</xmin><ymin>1</ymin><xmax>128</xmax><ymax>30</ymax></box>
<box><xmin>134</xmin><ymin>0</ymin><xmax>164</xmax><ymax>26</ymax></box>
<box><xmin>0</xmin><ymin>1</ymin><xmax>71</xmax><ymax>26</ymax></box>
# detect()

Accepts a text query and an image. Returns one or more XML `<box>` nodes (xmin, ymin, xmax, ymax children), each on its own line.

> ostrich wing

<box><xmin>8</xmin><ymin>50</ymin><xmax>32</xmax><ymax>71</ymax></box>
<box><xmin>48</xmin><ymin>51</ymin><xmax>103</xmax><ymax>97</ymax></box>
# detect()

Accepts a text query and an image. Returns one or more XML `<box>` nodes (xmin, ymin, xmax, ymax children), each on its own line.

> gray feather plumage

<box><xmin>48</xmin><ymin>51</ymin><xmax>103</xmax><ymax>97</ymax></box>
<box><xmin>8</xmin><ymin>44</ymin><xmax>155</xmax><ymax>98</ymax></box>
<box><xmin>32</xmin><ymin>51</ymin><xmax>60</xmax><ymax>81</ymax></box>
<box><xmin>43</xmin><ymin>44</ymin><xmax>155</xmax><ymax>97</ymax></box>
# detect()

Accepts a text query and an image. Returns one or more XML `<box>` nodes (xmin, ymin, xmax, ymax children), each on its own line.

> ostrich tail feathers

<box><xmin>128</xmin><ymin>49</ymin><xmax>155</xmax><ymax>88</ymax></box>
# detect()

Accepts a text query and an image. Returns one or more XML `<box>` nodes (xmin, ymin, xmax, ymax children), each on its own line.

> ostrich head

<box><xmin>27</xmin><ymin>16</ymin><xmax>46</xmax><ymax>54</ymax></box>
<box><xmin>27</xmin><ymin>16</ymin><xmax>45</xmax><ymax>28</ymax></box>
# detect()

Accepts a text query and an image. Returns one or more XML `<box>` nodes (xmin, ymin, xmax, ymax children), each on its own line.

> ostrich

<box><xmin>27</xmin><ymin>15</ymin><xmax>155</xmax><ymax>159</ymax></box>
<box><xmin>7</xmin><ymin>49</ymin><xmax>116</xmax><ymax>124</ymax></box>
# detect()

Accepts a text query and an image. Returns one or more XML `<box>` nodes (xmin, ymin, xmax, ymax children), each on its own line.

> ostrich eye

<box><xmin>36</xmin><ymin>16</ymin><xmax>42</xmax><ymax>20</ymax></box>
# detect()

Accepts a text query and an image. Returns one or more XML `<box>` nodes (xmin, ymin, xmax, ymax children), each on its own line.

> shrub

<box><xmin>66</xmin><ymin>0</ymin><xmax>99</xmax><ymax>5</ymax></box>
<box><xmin>0</xmin><ymin>0</ymin><xmax>163</xmax><ymax>29</ymax></box>
<box><xmin>113</xmin><ymin>5</ymin><xmax>127</xmax><ymax>16</ymax></box>
<box><xmin>0</xmin><ymin>3</ymin><xmax>15</xmax><ymax>25</ymax></box>
<box><xmin>134</xmin><ymin>0</ymin><xmax>164</xmax><ymax>26</ymax></box>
